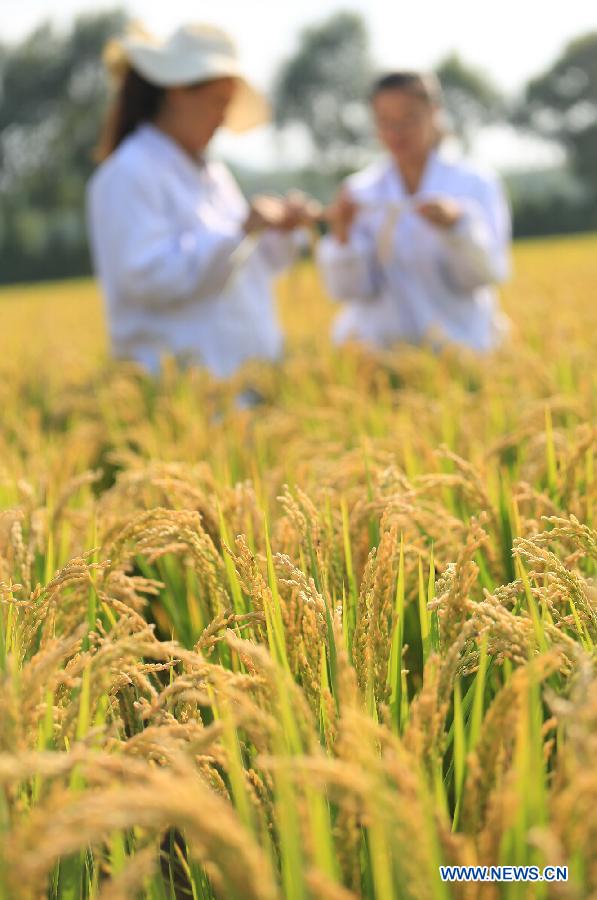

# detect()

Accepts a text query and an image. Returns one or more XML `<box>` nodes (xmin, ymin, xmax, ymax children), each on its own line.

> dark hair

<box><xmin>95</xmin><ymin>66</ymin><xmax>165</xmax><ymax>161</ymax></box>
<box><xmin>370</xmin><ymin>71</ymin><xmax>443</xmax><ymax>106</ymax></box>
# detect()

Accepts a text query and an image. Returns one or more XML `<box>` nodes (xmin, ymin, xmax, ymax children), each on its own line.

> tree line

<box><xmin>1</xmin><ymin>9</ymin><xmax>596</xmax><ymax>284</ymax></box>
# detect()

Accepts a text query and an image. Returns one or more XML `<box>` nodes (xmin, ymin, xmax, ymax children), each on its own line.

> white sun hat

<box><xmin>103</xmin><ymin>21</ymin><xmax>270</xmax><ymax>132</ymax></box>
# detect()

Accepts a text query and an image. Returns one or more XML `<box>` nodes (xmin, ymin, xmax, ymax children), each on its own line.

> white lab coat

<box><xmin>316</xmin><ymin>149</ymin><xmax>511</xmax><ymax>352</ymax></box>
<box><xmin>87</xmin><ymin>123</ymin><xmax>295</xmax><ymax>377</ymax></box>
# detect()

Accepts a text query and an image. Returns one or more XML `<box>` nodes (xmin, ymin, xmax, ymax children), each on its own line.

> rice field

<box><xmin>0</xmin><ymin>235</ymin><xmax>595</xmax><ymax>899</ymax></box>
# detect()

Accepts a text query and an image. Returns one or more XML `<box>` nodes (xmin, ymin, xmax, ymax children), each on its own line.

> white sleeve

<box><xmin>439</xmin><ymin>176</ymin><xmax>511</xmax><ymax>292</ymax></box>
<box><xmin>258</xmin><ymin>228</ymin><xmax>305</xmax><ymax>273</ymax></box>
<box><xmin>209</xmin><ymin>162</ymin><xmax>303</xmax><ymax>275</ymax></box>
<box><xmin>316</xmin><ymin>223</ymin><xmax>381</xmax><ymax>302</ymax></box>
<box><xmin>87</xmin><ymin>166</ymin><xmax>245</xmax><ymax>311</ymax></box>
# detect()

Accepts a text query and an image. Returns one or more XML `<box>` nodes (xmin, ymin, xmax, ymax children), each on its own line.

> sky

<box><xmin>3</xmin><ymin>0</ymin><xmax>596</xmax><ymax>170</ymax></box>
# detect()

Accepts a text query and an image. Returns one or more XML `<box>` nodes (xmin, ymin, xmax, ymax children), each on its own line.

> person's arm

<box><xmin>431</xmin><ymin>177</ymin><xmax>511</xmax><ymax>293</ymax></box>
<box><xmin>316</xmin><ymin>232</ymin><xmax>382</xmax><ymax>301</ymax></box>
<box><xmin>315</xmin><ymin>186</ymin><xmax>381</xmax><ymax>301</ymax></box>
<box><xmin>258</xmin><ymin>229</ymin><xmax>303</xmax><ymax>273</ymax></box>
<box><xmin>87</xmin><ymin>163</ymin><xmax>247</xmax><ymax>312</ymax></box>
<box><xmin>257</xmin><ymin>192</ymin><xmax>323</xmax><ymax>273</ymax></box>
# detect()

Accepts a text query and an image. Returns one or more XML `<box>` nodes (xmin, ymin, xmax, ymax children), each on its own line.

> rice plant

<box><xmin>0</xmin><ymin>235</ymin><xmax>595</xmax><ymax>899</ymax></box>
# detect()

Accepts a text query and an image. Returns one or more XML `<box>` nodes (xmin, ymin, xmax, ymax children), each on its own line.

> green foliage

<box><xmin>272</xmin><ymin>12</ymin><xmax>374</xmax><ymax>172</ymax></box>
<box><xmin>519</xmin><ymin>31</ymin><xmax>597</xmax><ymax>192</ymax></box>
<box><xmin>434</xmin><ymin>53</ymin><xmax>504</xmax><ymax>149</ymax></box>
<box><xmin>0</xmin><ymin>10</ymin><xmax>126</xmax><ymax>284</ymax></box>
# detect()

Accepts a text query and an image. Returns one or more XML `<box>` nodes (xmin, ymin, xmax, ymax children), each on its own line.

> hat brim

<box><xmin>225</xmin><ymin>78</ymin><xmax>270</xmax><ymax>133</ymax></box>
<box><xmin>104</xmin><ymin>35</ymin><xmax>270</xmax><ymax>133</ymax></box>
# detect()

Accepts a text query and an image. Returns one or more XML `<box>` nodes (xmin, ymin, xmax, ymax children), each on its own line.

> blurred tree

<box><xmin>518</xmin><ymin>32</ymin><xmax>597</xmax><ymax>193</ymax></box>
<box><xmin>434</xmin><ymin>53</ymin><xmax>505</xmax><ymax>149</ymax></box>
<box><xmin>0</xmin><ymin>10</ymin><xmax>126</xmax><ymax>283</ymax></box>
<box><xmin>272</xmin><ymin>12</ymin><xmax>374</xmax><ymax>173</ymax></box>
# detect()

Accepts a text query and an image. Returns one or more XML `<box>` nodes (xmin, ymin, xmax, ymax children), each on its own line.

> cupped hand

<box><xmin>243</xmin><ymin>195</ymin><xmax>288</xmax><ymax>234</ymax></box>
<box><xmin>415</xmin><ymin>197</ymin><xmax>463</xmax><ymax>229</ymax></box>
<box><xmin>244</xmin><ymin>192</ymin><xmax>324</xmax><ymax>234</ymax></box>
<box><xmin>281</xmin><ymin>190</ymin><xmax>324</xmax><ymax>230</ymax></box>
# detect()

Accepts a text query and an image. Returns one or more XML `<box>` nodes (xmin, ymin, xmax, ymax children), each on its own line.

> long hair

<box><xmin>95</xmin><ymin>66</ymin><xmax>165</xmax><ymax>162</ymax></box>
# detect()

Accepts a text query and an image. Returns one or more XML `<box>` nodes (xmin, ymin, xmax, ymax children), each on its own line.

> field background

<box><xmin>0</xmin><ymin>236</ymin><xmax>595</xmax><ymax>899</ymax></box>
<box><xmin>2</xmin><ymin>233</ymin><xmax>597</xmax><ymax>381</ymax></box>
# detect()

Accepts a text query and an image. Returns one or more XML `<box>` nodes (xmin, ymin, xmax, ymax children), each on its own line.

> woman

<box><xmin>87</xmin><ymin>22</ymin><xmax>311</xmax><ymax>378</ymax></box>
<box><xmin>317</xmin><ymin>71</ymin><xmax>511</xmax><ymax>352</ymax></box>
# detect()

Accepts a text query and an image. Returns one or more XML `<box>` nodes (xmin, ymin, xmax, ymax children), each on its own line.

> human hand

<box><xmin>280</xmin><ymin>190</ymin><xmax>324</xmax><ymax>230</ymax></box>
<box><xmin>244</xmin><ymin>192</ymin><xmax>324</xmax><ymax>234</ymax></box>
<box><xmin>243</xmin><ymin>195</ymin><xmax>288</xmax><ymax>234</ymax></box>
<box><xmin>324</xmin><ymin>186</ymin><xmax>360</xmax><ymax>244</ymax></box>
<box><xmin>416</xmin><ymin>197</ymin><xmax>463</xmax><ymax>229</ymax></box>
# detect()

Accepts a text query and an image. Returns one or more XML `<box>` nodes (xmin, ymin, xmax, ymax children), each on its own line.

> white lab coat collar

<box><xmin>383</xmin><ymin>147</ymin><xmax>449</xmax><ymax>201</ymax></box>
<box><xmin>137</xmin><ymin>122</ymin><xmax>208</xmax><ymax>179</ymax></box>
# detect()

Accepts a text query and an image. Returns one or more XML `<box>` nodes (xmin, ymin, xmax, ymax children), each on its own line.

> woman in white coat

<box><xmin>87</xmin><ymin>23</ymin><xmax>311</xmax><ymax>378</ymax></box>
<box><xmin>317</xmin><ymin>71</ymin><xmax>511</xmax><ymax>353</ymax></box>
